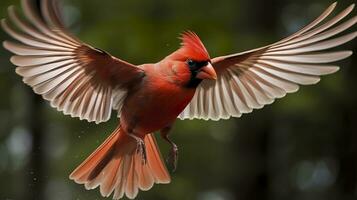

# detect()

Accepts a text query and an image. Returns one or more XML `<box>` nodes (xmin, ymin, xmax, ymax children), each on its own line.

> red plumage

<box><xmin>179</xmin><ymin>31</ymin><xmax>211</xmax><ymax>61</ymax></box>
<box><xmin>2</xmin><ymin>0</ymin><xmax>356</xmax><ymax>199</ymax></box>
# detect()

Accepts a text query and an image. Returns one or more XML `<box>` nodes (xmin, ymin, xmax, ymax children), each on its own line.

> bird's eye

<box><xmin>187</xmin><ymin>59</ymin><xmax>196</xmax><ymax>67</ymax></box>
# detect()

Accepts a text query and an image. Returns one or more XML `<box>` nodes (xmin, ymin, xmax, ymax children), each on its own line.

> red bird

<box><xmin>2</xmin><ymin>0</ymin><xmax>356</xmax><ymax>199</ymax></box>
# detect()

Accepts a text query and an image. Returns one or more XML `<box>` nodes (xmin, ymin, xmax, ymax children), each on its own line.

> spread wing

<box><xmin>179</xmin><ymin>2</ymin><xmax>356</xmax><ymax>120</ymax></box>
<box><xmin>2</xmin><ymin>0</ymin><xmax>145</xmax><ymax>124</ymax></box>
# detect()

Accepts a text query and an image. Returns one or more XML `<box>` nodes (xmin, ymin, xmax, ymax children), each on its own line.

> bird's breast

<box><xmin>120</xmin><ymin>74</ymin><xmax>196</xmax><ymax>134</ymax></box>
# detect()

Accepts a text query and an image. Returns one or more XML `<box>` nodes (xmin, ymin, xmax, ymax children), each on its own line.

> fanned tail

<box><xmin>69</xmin><ymin>126</ymin><xmax>171</xmax><ymax>199</ymax></box>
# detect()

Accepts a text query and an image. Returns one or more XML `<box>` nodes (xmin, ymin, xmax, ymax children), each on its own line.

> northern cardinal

<box><xmin>2</xmin><ymin>0</ymin><xmax>356</xmax><ymax>199</ymax></box>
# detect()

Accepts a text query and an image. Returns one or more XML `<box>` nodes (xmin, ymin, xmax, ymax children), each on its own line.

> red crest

<box><xmin>179</xmin><ymin>31</ymin><xmax>210</xmax><ymax>61</ymax></box>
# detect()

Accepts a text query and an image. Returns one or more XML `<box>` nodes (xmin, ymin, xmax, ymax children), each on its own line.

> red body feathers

<box><xmin>2</xmin><ymin>1</ymin><xmax>356</xmax><ymax>199</ymax></box>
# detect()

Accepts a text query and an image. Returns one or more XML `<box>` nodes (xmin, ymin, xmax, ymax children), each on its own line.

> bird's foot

<box><xmin>166</xmin><ymin>144</ymin><xmax>178</xmax><ymax>172</ymax></box>
<box><xmin>136</xmin><ymin>139</ymin><xmax>147</xmax><ymax>165</ymax></box>
<box><xmin>128</xmin><ymin>133</ymin><xmax>147</xmax><ymax>164</ymax></box>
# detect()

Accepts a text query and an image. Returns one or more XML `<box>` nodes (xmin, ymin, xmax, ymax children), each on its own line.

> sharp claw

<box><xmin>127</xmin><ymin>133</ymin><xmax>147</xmax><ymax>164</ymax></box>
<box><xmin>135</xmin><ymin>140</ymin><xmax>147</xmax><ymax>165</ymax></box>
<box><xmin>142</xmin><ymin>144</ymin><xmax>147</xmax><ymax>164</ymax></box>
<box><xmin>160</xmin><ymin>126</ymin><xmax>179</xmax><ymax>171</ymax></box>
<box><xmin>166</xmin><ymin>144</ymin><xmax>178</xmax><ymax>172</ymax></box>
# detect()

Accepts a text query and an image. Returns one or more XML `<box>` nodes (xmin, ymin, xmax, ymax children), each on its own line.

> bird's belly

<box><xmin>133</xmin><ymin>102</ymin><xmax>184</xmax><ymax>133</ymax></box>
<box><xmin>120</xmin><ymin>84</ymin><xmax>195</xmax><ymax>135</ymax></box>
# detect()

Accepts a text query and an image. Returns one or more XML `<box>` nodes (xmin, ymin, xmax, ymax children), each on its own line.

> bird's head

<box><xmin>166</xmin><ymin>31</ymin><xmax>217</xmax><ymax>88</ymax></box>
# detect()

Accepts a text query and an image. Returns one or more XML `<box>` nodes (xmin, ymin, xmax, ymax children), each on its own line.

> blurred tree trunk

<box><xmin>231</xmin><ymin>0</ymin><xmax>280</xmax><ymax>199</ymax></box>
<box><xmin>24</xmin><ymin>92</ymin><xmax>46</xmax><ymax>200</ymax></box>
<box><xmin>336</xmin><ymin>46</ymin><xmax>357</xmax><ymax>200</ymax></box>
<box><xmin>24</xmin><ymin>1</ymin><xmax>46</xmax><ymax>200</ymax></box>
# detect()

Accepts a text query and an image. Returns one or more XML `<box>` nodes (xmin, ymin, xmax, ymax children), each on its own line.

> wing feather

<box><xmin>2</xmin><ymin>0</ymin><xmax>144</xmax><ymax>123</ymax></box>
<box><xmin>179</xmin><ymin>2</ymin><xmax>356</xmax><ymax>120</ymax></box>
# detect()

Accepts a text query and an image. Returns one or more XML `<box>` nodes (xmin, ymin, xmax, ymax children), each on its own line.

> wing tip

<box><xmin>343</xmin><ymin>3</ymin><xmax>356</xmax><ymax>14</ymax></box>
<box><xmin>1</xmin><ymin>18</ymin><xmax>11</xmax><ymax>35</ymax></box>
<box><xmin>349</xmin><ymin>3</ymin><xmax>355</xmax><ymax>10</ymax></box>
<box><xmin>15</xmin><ymin>67</ymin><xmax>25</xmax><ymax>76</ymax></box>
<box><xmin>310</xmin><ymin>77</ymin><xmax>321</xmax><ymax>85</ymax></box>
<box><xmin>344</xmin><ymin>50</ymin><xmax>353</xmax><ymax>58</ymax></box>
<box><xmin>9</xmin><ymin>55</ymin><xmax>18</xmax><ymax>66</ymax></box>
<box><xmin>2</xmin><ymin>41</ymin><xmax>17</xmax><ymax>55</ymax></box>
<box><xmin>7</xmin><ymin>5</ymin><xmax>15</xmax><ymax>12</ymax></box>
<box><xmin>328</xmin><ymin>2</ymin><xmax>338</xmax><ymax>12</ymax></box>
<box><xmin>1</xmin><ymin>18</ymin><xmax>7</xmax><ymax>27</ymax></box>
<box><xmin>331</xmin><ymin>66</ymin><xmax>340</xmax><ymax>74</ymax></box>
<box><xmin>2</xmin><ymin>41</ymin><xmax>9</xmax><ymax>51</ymax></box>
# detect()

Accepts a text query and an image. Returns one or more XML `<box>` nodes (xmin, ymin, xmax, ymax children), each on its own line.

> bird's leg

<box><xmin>127</xmin><ymin>131</ymin><xmax>147</xmax><ymax>164</ymax></box>
<box><xmin>160</xmin><ymin>125</ymin><xmax>178</xmax><ymax>172</ymax></box>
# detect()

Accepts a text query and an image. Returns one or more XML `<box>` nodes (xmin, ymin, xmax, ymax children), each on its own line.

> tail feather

<box><xmin>113</xmin><ymin>154</ymin><xmax>133</xmax><ymax>199</ymax></box>
<box><xmin>70</xmin><ymin>127</ymin><xmax>120</xmax><ymax>183</ymax></box>
<box><xmin>100</xmin><ymin>157</ymin><xmax>122</xmax><ymax>196</ymax></box>
<box><xmin>69</xmin><ymin>126</ymin><xmax>171</xmax><ymax>199</ymax></box>
<box><xmin>145</xmin><ymin>134</ymin><xmax>172</xmax><ymax>182</ymax></box>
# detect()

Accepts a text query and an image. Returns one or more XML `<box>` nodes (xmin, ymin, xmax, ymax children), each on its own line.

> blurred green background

<box><xmin>0</xmin><ymin>0</ymin><xmax>356</xmax><ymax>199</ymax></box>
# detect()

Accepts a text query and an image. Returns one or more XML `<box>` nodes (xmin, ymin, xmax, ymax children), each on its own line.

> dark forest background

<box><xmin>0</xmin><ymin>0</ymin><xmax>356</xmax><ymax>199</ymax></box>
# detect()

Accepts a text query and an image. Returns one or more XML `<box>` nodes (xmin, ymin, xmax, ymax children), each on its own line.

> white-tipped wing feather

<box><xmin>2</xmin><ymin>0</ymin><xmax>144</xmax><ymax>123</ymax></box>
<box><xmin>179</xmin><ymin>2</ymin><xmax>356</xmax><ymax>120</ymax></box>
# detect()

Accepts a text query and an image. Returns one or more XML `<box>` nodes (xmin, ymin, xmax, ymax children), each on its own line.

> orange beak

<box><xmin>196</xmin><ymin>63</ymin><xmax>217</xmax><ymax>80</ymax></box>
